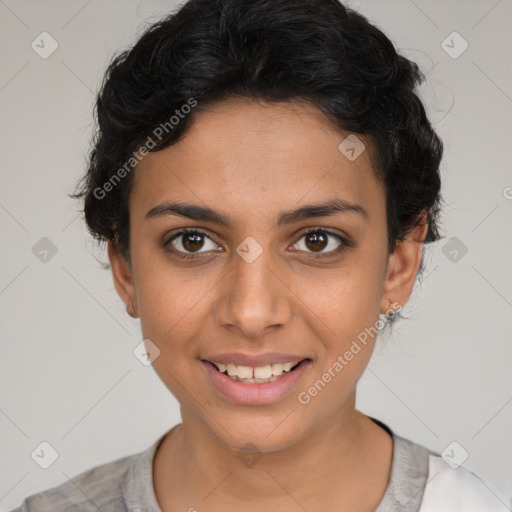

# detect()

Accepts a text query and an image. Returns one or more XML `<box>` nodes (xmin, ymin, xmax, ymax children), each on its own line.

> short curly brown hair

<box><xmin>71</xmin><ymin>0</ymin><xmax>443</xmax><ymax>278</ymax></box>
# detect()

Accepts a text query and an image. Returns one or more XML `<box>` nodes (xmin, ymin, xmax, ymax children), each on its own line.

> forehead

<box><xmin>131</xmin><ymin>98</ymin><xmax>384</xmax><ymax>224</ymax></box>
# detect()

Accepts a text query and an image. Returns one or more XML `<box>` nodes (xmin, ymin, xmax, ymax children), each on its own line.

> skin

<box><xmin>108</xmin><ymin>97</ymin><xmax>427</xmax><ymax>511</ymax></box>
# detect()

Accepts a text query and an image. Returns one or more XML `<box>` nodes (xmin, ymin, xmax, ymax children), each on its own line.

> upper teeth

<box><xmin>212</xmin><ymin>361</ymin><xmax>299</xmax><ymax>379</ymax></box>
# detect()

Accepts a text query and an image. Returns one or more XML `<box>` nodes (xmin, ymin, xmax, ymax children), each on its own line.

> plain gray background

<box><xmin>1</xmin><ymin>0</ymin><xmax>511</xmax><ymax>509</ymax></box>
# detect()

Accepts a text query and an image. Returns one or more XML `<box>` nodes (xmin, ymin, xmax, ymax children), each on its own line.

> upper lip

<box><xmin>202</xmin><ymin>352</ymin><xmax>311</xmax><ymax>367</ymax></box>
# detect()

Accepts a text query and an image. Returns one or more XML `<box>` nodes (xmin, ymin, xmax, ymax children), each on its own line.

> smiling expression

<box><xmin>108</xmin><ymin>97</ymin><xmax>422</xmax><ymax>451</ymax></box>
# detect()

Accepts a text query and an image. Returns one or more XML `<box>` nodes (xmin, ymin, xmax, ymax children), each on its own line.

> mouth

<box><xmin>200</xmin><ymin>358</ymin><xmax>312</xmax><ymax>405</ymax></box>
<box><xmin>204</xmin><ymin>359</ymin><xmax>306</xmax><ymax>383</ymax></box>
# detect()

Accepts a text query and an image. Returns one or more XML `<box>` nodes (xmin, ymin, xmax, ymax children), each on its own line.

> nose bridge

<box><xmin>215</xmin><ymin>238</ymin><xmax>291</xmax><ymax>337</ymax></box>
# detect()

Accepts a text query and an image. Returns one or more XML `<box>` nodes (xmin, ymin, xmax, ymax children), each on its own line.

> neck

<box><xmin>153</xmin><ymin>399</ymin><xmax>392</xmax><ymax>511</ymax></box>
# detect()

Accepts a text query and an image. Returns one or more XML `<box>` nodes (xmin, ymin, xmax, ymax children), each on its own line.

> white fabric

<box><xmin>10</xmin><ymin>424</ymin><xmax>511</xmax><ymax>511</ymax></box>
<box><xmin>419</xmin><ymin>455</ymin><xmax>511</xmax><ymax>512</ymax></box>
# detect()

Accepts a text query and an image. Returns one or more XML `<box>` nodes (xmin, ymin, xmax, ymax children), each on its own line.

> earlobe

<box><xmin>107</xmin><ymin>240</ymin><xmax>139</xmax><ymax>318</ymax></box>
<box><xmin>380</xmin><ymin>220</ymin><xmax>428</xmax><ymax>315</ymax></box>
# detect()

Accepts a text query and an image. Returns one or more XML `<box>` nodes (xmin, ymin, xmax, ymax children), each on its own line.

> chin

<box><xmin>204</xmin><ymin>410</ymin><xmax>305</xmax><ymax>454</ymax></box>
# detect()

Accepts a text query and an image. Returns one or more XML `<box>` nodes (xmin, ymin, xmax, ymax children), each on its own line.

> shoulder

<box><xmin>9</xmin><ymin>451</ymin><xmax>137</xmax><ymax>512</ymax></box>
<box><xmin>384</xmin><ymin>427</ymin><xmax>511</xmax><ymax>512</ymax></box>
<box><xmin>419</xmin><ymin>453</ymin><xmax>511</xmax><ymax>512</ymax></box>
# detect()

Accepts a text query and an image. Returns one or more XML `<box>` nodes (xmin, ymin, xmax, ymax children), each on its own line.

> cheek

<box><xmin>306</xmin><ymin>287</ymin><xmax>381</xmax><ymax>376</ymax></box>
<box><xmin>131</xmin><ymin>247</ymin><xmax>206</xmax><ymax>347</ymax></box>
<box><xmin>294</xmin><ymin>253</ymin><xmax>387</xmax><ymax>389</ymax></box>
<box><xmin>296</xmin><ymin>255</ymin><xmax>385</xmax><ymax>330</ymax></box>
<box><xmin>293</xmin><ymin>275</ymin><xmax>384</xmax><ymax>413</ymax></box>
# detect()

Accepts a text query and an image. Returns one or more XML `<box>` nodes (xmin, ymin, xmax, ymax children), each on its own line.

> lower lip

<box><xmin>201</xmin><ymin>359</ymin><xmax>311</xmax><ymax>405</ymax></box>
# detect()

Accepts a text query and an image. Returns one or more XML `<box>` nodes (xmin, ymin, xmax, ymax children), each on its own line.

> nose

<box><xmin>213</xmin><ymin>244</ymin><xmax>293</xmax><ymax>339</ymax></box>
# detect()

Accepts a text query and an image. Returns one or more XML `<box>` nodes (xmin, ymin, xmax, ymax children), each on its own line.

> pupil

<box><xmin>306</xmin><ymin>232</ymin><xmax>327</xmax><ymax>252</ymax></box>
<box><xmin>183</xmin><ymin>233</ymin><xmax>204</xmax><ymax>252</ymax></box>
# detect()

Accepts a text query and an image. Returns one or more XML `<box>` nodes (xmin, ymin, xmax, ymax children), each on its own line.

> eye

<box><xmin>163</xmin><ymin>228</ymin><xmax>221</xmax><ymax>259</ymax></box>
<box><xmin>291</xmin><ymin>228</ymin><xmax>350</xmax><ymax>258</ymax></box>
<box><xmin>163</xmin><ymin>227</ymin><xmax>352</xmax><ymax>260</ymax></box>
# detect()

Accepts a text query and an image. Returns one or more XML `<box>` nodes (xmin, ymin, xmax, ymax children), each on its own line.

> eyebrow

<box><xmin>144</xmin><ymin>198</ymin><xmax>368</xmax><ymax>227</ymax></box>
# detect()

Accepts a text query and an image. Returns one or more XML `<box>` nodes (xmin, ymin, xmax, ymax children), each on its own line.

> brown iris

<box><xmin>182</xmin><ymin>233</ymin><xmax>205</xmax><ymax>252</ymax></box>
<box><xmin>304</xmin><ymin>231</ymin><xmax>328</xmax><ymax>252</ymax></box>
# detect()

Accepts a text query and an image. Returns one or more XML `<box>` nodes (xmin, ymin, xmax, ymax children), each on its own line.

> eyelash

<box><xmin>162</xmin><ymin>227</ymin><xmax>352</xmax><ymax>261</ymax></box>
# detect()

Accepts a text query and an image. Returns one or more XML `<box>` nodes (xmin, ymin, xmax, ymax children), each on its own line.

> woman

<box><xmin>12</xmin><ymin>0</ymin><xmax>509</xmax><ymax>510</ymax></box>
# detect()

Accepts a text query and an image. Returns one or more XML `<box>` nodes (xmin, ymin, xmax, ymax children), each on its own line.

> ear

<box><xmin>108</xmin><ymin>240</ymin><xmax>139</xmax><ymax>318</ymax></box>
<box><xmin>380</xmin><ymin>218</ymin><xmax>428</xmax><ymax>315</ymax></box>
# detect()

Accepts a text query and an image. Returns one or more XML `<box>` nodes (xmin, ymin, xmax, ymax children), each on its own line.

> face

<box><xmin>109</xmin><ymin>98</ymin><xmax>424</xmax><ymax>452</ymax></box>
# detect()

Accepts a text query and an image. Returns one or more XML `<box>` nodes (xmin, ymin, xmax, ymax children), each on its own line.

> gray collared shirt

<box><xmin>10</xmin><ymin>419</ymin><xmax>435</xmax><ymax>512</ymax></box>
